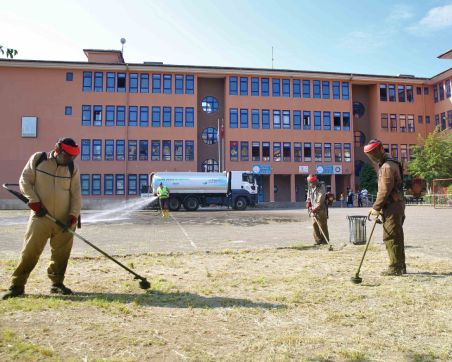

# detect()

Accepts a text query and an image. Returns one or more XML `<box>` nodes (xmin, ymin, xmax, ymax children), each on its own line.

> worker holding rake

<box><xmin>306</xmin><ymin>174</ymin><xmax>330</xmax><ymax>247</ymax></box>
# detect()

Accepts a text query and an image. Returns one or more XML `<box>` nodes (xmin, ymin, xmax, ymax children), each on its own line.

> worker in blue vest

<box><xmin>157</xmin><ymin>182</ymin><xmax>170</xmax><ymax>218</ymax></box>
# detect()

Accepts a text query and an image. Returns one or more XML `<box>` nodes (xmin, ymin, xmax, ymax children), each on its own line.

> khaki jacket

<box><xmin>19</xmin><ymin>152</ymin><xmax>81</xmax><ymax>221</ymax></box>
<box><xmin>307</xmin><ymin>183</ymin><xmax>327</xmax><ymax>214</ymax></box>
<box><xmin>373</xmin><ymin>155</ymin><xmax>403</xmax><ymax>212</ymax></box>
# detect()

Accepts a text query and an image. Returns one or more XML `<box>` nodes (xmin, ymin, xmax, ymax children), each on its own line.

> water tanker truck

<box><xmin>149</xmin><ymin>171</ymin><xmax>258</xmax><ymax>211</ymax></box>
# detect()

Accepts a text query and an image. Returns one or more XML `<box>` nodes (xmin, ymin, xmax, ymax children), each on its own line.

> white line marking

<box><xmin>171</xmin><ymin>214</ymin><xmax>197</xmax><ymax>249</ymax></box>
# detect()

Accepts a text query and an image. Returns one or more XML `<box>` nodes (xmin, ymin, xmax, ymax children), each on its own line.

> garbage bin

<box><xmin>347</xmin><ymin>216</ymin><xmax>367</xmax><ymax>245</ymax></box>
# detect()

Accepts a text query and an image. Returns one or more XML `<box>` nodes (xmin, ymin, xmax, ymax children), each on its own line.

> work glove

<box><xmin>306</xmin><ymin>200</ymin><xmax>312</xmax><ymax>209</ymax></box>
<box><xmin>311</xmin><ymin>208</ymin><xmax>318</xmax><ymax>216</ymax></box>
<box><xmin>28</xmin><ymin>202</ymin><xmax>47</xmax><ymax>217</ymax></box>
<box><xmin>65</xmin><ymin>214</ymin><xmax>77</xmax><ymax>231</ymax></box>
<box><xmin>367</xmin><ymin>208</ymin><xmax>380</xmax><ymax>221</ymax></box>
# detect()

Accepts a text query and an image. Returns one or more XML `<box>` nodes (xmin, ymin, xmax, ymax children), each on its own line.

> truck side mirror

<box><xmin>251</xmin><ymin>185</ymin><xmax>256</xmax><ymax>190</ymax></box>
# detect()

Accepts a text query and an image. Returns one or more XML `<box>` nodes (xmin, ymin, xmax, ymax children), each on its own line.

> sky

<box><xmin>1</xmin><ymin>0</ymin><xmax>452</xmax><ymax>77</ymax></box>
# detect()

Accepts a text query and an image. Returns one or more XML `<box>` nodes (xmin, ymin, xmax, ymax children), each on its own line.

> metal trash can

<box><xmin>347</xmin><ymin>216</ymin><xmax>367</xmax><ymax>245</ymax></box>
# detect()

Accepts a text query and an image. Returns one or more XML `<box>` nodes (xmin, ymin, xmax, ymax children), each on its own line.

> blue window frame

<box><xmin>343</xmin><ymin>112</ymin><xmax>350</xmax><ymax>131</ymax></box>
<box><xmin>185</xmin><ymin>140</ymin><xmax>194</xmax><ymax>161</ymax></box>
<box><xmin>128</xmin><ymin>174</ymin><xmax>137</xmax><ymax>195</ymax></box>
<box><xmin>433</xmin><ymin>85</ymin><xmax>438</xmax><ymax>103</ymax></box>
<box><xmin>66</xmin><ymin>72</ymin><xmax>73</xmax><ymax>81</ymax></box>
<box><xmin>129</xmin><ymin>73</ymin><xmax>138</xmax><ymax>93</ymax></box>
<box><xmin>152</xmin><ymin>106</ymin><xmax>161</xmax><ymax>127</ymax></box>
<box><xmin>262</xmin><ymin>109</ymin><xmax>270</xmax><ymax>129</ymax></box>
<box><xmin>83</xmin><ymin>72</ymin><xmax>92</xmax><ymax>92</ymax></box>
<box><xmin>116</xmin><ymin>106</ymin><xmax>125</xmax><ymax>126</ymax></box>
<box><xmin>152</xmin><ymin>74</ymin><xmax>161</xmax><ymax>93</ymax></box>
<box><xmin>115</xmin><ymin>174</ymin><xmax>125</xmax><ymax>195</ymax></box>
<box><xmin>342</xmin><ymin>82</ymin><xmax>350</xmax><ymax>100</ymax></box>
<box><xmin>81</xmin><ymin>139</ymin><xmax>90</xmax><ymax>161</ymax></box>
<box><xmin>174</xmin><ymin>140</ymin><xmax>183</xmax><ymax>161</ymax></box>
<box><xmin>163</xmin><ymin>74</ymin><xmax>172</xmax><ymax>94</ymax></box>
<box><xmin>273</xmin><ymin>142</ymin><xmax>281</xmax><ymax>162</ymax></box>
<box><xmin>201</xmin><ymin>96</ymin><xmax>219</xmax><ymax>113</ymax></box>
<box><xmin>293</xmin><ymin>80</ymin><xmax>301</xmax><ymax>98</ymax></box>
<box><xmin>81</xmin><ymin>174</ymin><xmax>90</xmax><ymax>195</ymax></box>
<box><xmin>240</xmin><ymin>77</ymin><xmax>248</xmax><ymax>96</ymax></box>
<box><xmin>230</xmin><ymin>141</ymin><xmax>238</xmax><ymax>161</ymax></box>
<box><xmin>273</xmin><ymin>110</ymin><xmax>281</xmax><ymax>129</ymax></box>
<box><xmin>380</xmin><ymin>84</ymin><xmax>388</xmax><ymax>101</ymax></box>
<box><xmin>332</xmin><ymin>81</ymin><xmax>340</xmax><ymax>99</ymax></box>
<box><xmin>314</xmin><ymin>111</ymin><xmax>321</xmax><ymax>130</ymax></box>
<box><xmin>128</xmin><ymin>106</ymin><xmax>138</xmax><ymax>126</ymax></box>
<box><xmin>139</xmin><ymin>140</ymin><xmax>148</xmax><ymax>161</ymax></box>
<box><xmin>94</xmin><ymin>72</ymin><xmax>103</xmax><ymax>92</ymax></box>
<box><xmin>272</xmin><ymin>78</ymin><xmax>281</xmax><ymax>96</ymax></box>
<box><xmin>304</xmin><ymin>142</ymin><xmax>312</xmax><ymax>162</ymax></box>
<box><xmin>65</xmin><ymin>106</ymin><xmax>72</xmax><ymax>116</ymax></box>
<box><xmin>185</xmin><ymin>107</ymin><xmax>194</xmax><ymax>127</ymax></box>
<box><xmin>294</xmin><ymin>142</ymin><xmax>302</xmax><ymax>162</ymax></box>
<box><xmin>293</xmin><ymin>110</ymin><xmax>301</xmax><ymax>129</ymax></box>
<box><xmin>333</xmin><ymin>112</ymin><xmax>341</xmax><ymax>131</ymax></box>
<box><xmin>389</xmin><ymin>84</ymin><xmax>396</xmax><ymax>102</ymax></box>
<box><xmin>240</xmin><ymin>109</ymin><xmax>248</xmax><ymax>128</ymax></box>
<box><xmin>185</xmin><ymin>75</ymin><xmax>194</xmax><ymax>94</ymax></box>
<box><xmin>426</xmin><ymin>116</ymin><xmax>430</xmax><ymax>124</ymax></box>
<box><xmin>116</xmin><ymin>140</ymin><xmax>125</xmax><ymax>160</ymax></box>
<box><xmin>162</xmin><ymin>140</ymin><xmax>171</xmax><ymax>161</ymax></box>
<box><xmin>303</xmin><ymin>111</ymin><xmax>311</xmax><ymax>130</ymax></box>
<box><xmin>92</xmin><ymin>139</ymin><xmax>102</xmax><ymax>160</ymax></box>
<box><xmin>323</xmin><ymin>111</ymin><xmax>331</xmax><ymax>130</ymax></box>
<box><xmin>117</xmin><ymin>73</ymin><xmax>126</xmax><ymax>92</ymax></box>
<box><xmin>128</xmin><ymin>140</ymin><xmax>137</xmax><ymax>161</ymax></box>
<box><xmin>398</xmin><ymin>85</ymin><xmax>406</xmax><ymax>102</ymax></box>
<box><xmin>252</xmin><ymin>109</ymin><xmax>259</xmax><ymax>128</ymax></box>
<box><xmin>322</xmin><ymin>81</ymin><xmax>330</xmax><ymax>99</ymax></box>
<box><xmin>251</xmin><ymin>77</ymin><xmax>259</xmax><ymax>96</ymax></box>
<box><xmin>140</xmin><ymin>106</ymin><xmax>149</xmax><ymax>127</ymax></box>
<box><xmin>229</xmin><ymin>76</ymin><xmax>238</xmax><ymax>95</ymax></box>
<box><xmin>105</xmin><ymin>105</ymin><xmax>115</xmax><ymax>126</ymax></box>
<box><xmin>151</xmin><ymin>140</ymin><xmax>160</xmax><ymax>161</ymax></box>
<box><xmin>139</xmin><ymin>174</ymin><xmax>148</xmax><ymax>194</ymax></box>
<box><xmin>93</xmin><ymin>105</ymin><xmax>102</xmax><ymax>126</ymax></box>
<box><xmin>175</xmin><ymin>75</ymin><xmax>184</xmax><ymax>94</ymax></box>
<box><xmin>282</xmin><ymin>79</ymin><xmax>290</xmax><ymax>97</ymax></box>
<box><xmin>230</xmin><ymin>108</ymin><xmax>238</xmax><ymax>128</ymax></box>
<box><xmin>163</xmin><ymin>106</ymin><xmax>171</xmax><ymax>127</ymax></box>
<box><xmin>104</xmin><ymin>174</ymin><xmax>114</xmax><ymax>195</ymax></box>
<box><xmin>241</xmin><ymin>141</ymin><xmax>249</xmax><ymax>161</ymax></box>
<box><xmin>439</xmin><ymin>82</ymin><xmax>444</xmax><ymax>101</ymax></box>
<box><xmin>313</xmin><ymin>80</ymin><xmax>321</xmax><ymax>98</ymax></box>
<box><xmin>282</xmin><ymin>110</ymin><xmax>290</xmax><ymax>129</ymax></box>
<box><xmin>324</xmin><ymin>143</ymin><xmax>332</xmax><ymax>161</ymax></box>
<box><xmin>175</xmin><ymin>107</ymin><xmax>183</xmax><ymax>127</ymax></box>
<box><xmin>303</xmin><ymin>80</ymin><xmax>311</xmax><ymax>98</ymax></box>
<box><xmin>105</xmin><ymin>139</ymin><xmax>114</xmax><ymax>160</ymax></box>
<box><xmin>261</xmin><ymin>78</ymin><xmax>269</xmax><ymax>96</ymax></box>
<box><xmin>92</xmin><ymin>174</ymin><xmax>101</xmax><ymax>195</ymax></box>
<box><xmin>140</xmin><ymin>73</ymin><xmax>149</xmax><ymax>93</ymax></box>
<box><xmin>446</xmin><ymin>80</ymin><xmax>451</xmax><ymax>98</ymax></box>
<box><xmin>106</xmin><ymin>72</ymin><xmax>115</xmax><ymax>92</ymax></box>
<box><xmin>82</xmin><ymin>105</ymin><xmax>91</xmax><ymax>126</ymax></box>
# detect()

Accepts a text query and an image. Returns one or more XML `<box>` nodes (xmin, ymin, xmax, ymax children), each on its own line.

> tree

<box><xmin>0</xmin><ymin>45</ymin><xmax>18</xmax><ymax>58</ymax></box>
<box><xmin>407</xmin><ymin>126</ymin><xmax>452</xmax><ymax>193</ymax></box>
<box><xmin>359</xmin><ymin>162</ymin><xmax>378</xmax><ymax>196</ymax></box>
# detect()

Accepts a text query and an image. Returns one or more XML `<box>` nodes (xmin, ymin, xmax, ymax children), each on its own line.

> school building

<box><xmin>0</xmin><ymin>48</ymin><xmax>450</xmax><ymax>206</ymax></box>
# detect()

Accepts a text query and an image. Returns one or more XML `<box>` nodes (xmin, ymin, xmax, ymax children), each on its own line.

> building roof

<box><xmin>437</xmin><ymin>49</ymin><xmax>452</xmax><ymax>59</ymax></box>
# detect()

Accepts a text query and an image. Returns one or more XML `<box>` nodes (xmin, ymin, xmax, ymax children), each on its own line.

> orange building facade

<box><xmin>0</xmin><ymin>49</ymin><xmax>450</xmax><ymax>206</ymax></box>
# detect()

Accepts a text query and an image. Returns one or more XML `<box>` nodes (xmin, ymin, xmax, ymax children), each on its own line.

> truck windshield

<box><xmin>242</xmin><ymin>174</ymin><xmax>255</xmax><ymax>184</ymax></box>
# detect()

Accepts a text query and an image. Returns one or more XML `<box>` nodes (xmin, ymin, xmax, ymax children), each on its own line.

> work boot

<box><xmin>1</xmin><ymin>286</ymin><xmax>25</xmax><ymax>300</ymax></box>
<box><xmin>380</xmin><ymin>269</ymin><xmax>403</xmax><ymax>276</ymax></box>
<box><xmin>402</xmin><ymin>264</ymin><xmax>407</xmax><ymax>274</ymax></box>
<box><xmin>50</xmin><ymin>283</ymin><xmax>73</xmax><ymax>295</ymax></box>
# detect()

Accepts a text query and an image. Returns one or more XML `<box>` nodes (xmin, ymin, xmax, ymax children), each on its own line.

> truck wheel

<box><xmin>234</xmin><ymin>197</ymin><xmax>247</xmax><ymax>210</ymax></box>
<box><xmin>183</xmin><ymin>196</ymin><xmax>199</xmax><ymax>211</ymax></box>
<box><xmin>168</xmin><ymin>197</ymin><xmax>181</xmax><ymax>211</ymax></box>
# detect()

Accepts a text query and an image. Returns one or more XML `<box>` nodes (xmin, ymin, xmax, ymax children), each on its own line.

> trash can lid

<box><xmin>347</xmin><ymin>215</ymin><xmax>368</xmax><ymax>220</ymax></box>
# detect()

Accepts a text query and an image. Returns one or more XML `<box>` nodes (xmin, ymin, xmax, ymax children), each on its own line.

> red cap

<box><xmin>60</xmin><ymin>142</ymin><xmax>80</xmax><ymax>156</ymax></box>
<box><xmin>364</xmin><ymin>140</ymin><xmax>382</xmax><ymax>153</ymax></box>
<box><xmin>307</xmin><ymin>175</ymin><xmax>317</xmax><ymax>182</ymax></box>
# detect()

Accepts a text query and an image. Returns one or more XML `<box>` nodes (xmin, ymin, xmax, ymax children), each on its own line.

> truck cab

<box><xmin>228</xmin><ymin>171</ymin><xmax>258</xmax><ymax>210</ymax></box>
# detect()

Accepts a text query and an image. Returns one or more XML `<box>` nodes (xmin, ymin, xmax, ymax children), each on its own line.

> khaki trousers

<box><xmin>11</xmin><ymin>214</ymin><xmax>74</xmax><ymax>288</ymax></box>
<box><xmin>382</xmin><ymin>201</ymin><xmax>406</xmax><ymax>272</ymax></box>
<box><xmin>312</xmin><ymin>211</ymin><xmax>329</xmax><ymax>244</ymax></box>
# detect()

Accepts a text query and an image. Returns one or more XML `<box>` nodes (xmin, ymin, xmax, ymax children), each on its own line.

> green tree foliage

<box><xmin>0</xmin><ymin>45</ymin><xmax>18</xmax><ymax>58</ymax></box>
<box><xmin>407</xmin><ymin>127</ymin><xmax>452</xmax><ymax>192</ymax></box>
<box><xmin>359</xmin><ymin>162</ymin><xmax>378</xmax><ymax>195</ymax></box>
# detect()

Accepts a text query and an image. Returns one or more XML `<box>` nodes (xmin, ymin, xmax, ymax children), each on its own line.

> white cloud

<box><xmin>386</xmin><ymin>5</ymin><xmax>415</xmax><ymax>22</ymax></box>
<box><xmin>408</xmin><ymin>4</ymin><xmax>452</xmax><ymax>34</ymax></box>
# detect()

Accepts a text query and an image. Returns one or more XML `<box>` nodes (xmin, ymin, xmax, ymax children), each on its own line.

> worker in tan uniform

<box><xmin>364</xmin><ymin>139</ymin><xmax>406</xmax><ymax>276</ymax></box>
<box><xmin>2</xmin><ymin>138</ymin><xmax>81</xmax><ymax>299</ymax></box>
<box><xmin>306</xmin><ymin>174</ymin><xmax>329</xmax><ymax>245</ymax></box>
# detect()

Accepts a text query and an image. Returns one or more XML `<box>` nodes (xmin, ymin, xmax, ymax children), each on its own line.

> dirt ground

<box><xmin>0</xmin><ymin>206</ymin><xmax>451</xmax><ymax>361</ymax></box>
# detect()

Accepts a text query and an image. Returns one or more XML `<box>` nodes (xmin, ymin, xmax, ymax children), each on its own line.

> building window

<box><xmin>128</xmin><ymin>140</ymin><xmax>137</xmax><ymax>161</ymax></box>
<box><xmin>332</xmin><ymin>81</ymin><xmax>340</xmax><ymax>99</ymax></box>
<box><xmin>128</xmin><ymin>174</ymin><xmax>138</xmax><ymax>195</ymax></box>
<box><xmin>343</xmin><ymin>112</ymin><xmax>350</xmax><ymax>131</ymax></box>
<box><xmin>106</xmin><ymin>72</ymin><xmax>115</xmax><ymax>92</ymax></box>
<box><xmin>282</xmin><ymin>110</ymin><xmax>290</xmax><ymax>129</ymax></box>
<box><xmin>388</xmin><ymin>84</ymin><xmax>396</xmax><ymax>102</ymax></box>
<box><xmin>117</xmin><ymin>73</ymin><xmax>126</xmax><ymax>92</ymax></box>
<box><xmin>94</xmin><ymin>72</ymin><xmax>103</xmax><ymax>92</ymax></box>
<box><xmin>293</xmin><ymin>79</ymin><xmax>301</xmax><ymax>98</ymax></box>
<box><xmin>230</xmin><ymin>141</ymin><xmax>238</xmax><ymax>161</ymax></box>
<box><xmin>304</xmin><ymin>143</ymin><xmax>312</xmax><ymax>162</ymax></box>
<box><xmin>92</xmin><ymin>139</ymin><xmax>102</xmax><ymax>160</ymax></box>
<box><xmin>391</xmin><ymin>144</ymin><xmax>398</xmax><ymax>159</ymax></box>
<box><xmin>65</xmin><ymin>106</ymin><xmax>72</xmax><ymax>116</ymax></box>
<box><xmin>273</xmin><ymin>110</ymin><xmax>281</xmax><ymax>129</ymax></box>
<box><xmin>174</xmin><ymin>140</ymin><xmax>183</xmax><ymax>161</ymax></box>
<box><xmin>202</xmin><ymin>159</ymin><xmax>219</xmax><ymax>172</ymax></box>
<box><xmin>334</xmin><ymin>143</ymin><xmax>342</xmax><ymax>162</ymax></box>
<box><xmin>140</xmin><ymin>73</ymin><xmax>149</xmax><ymax>93</ymax></box>
<box><xmin>381</xmin><ymin>113</ymin><xmax>388</xmax><ymax>129</ymax></box>
<box><xmin>115</xmin><ymin>174</ymin><xmax>125</xmax><ymax>195</ymax></box>
<box><xmin>151</xmin><ymin>140</ymin><xmax>160</xmax><ymax>161</ymax></box>
<box><xmin>400</xmin><ymin>114</ymin><xmax>407</xmax><ymax>132</ymax></box>
<box><xmin>418</xmin><ymin>115</ymin><xmax>423</xmax><ymax>124</ymax></box>
<box><xmin>202</xmin><ymin>96</ymin><xmax>219</xmax><ymax>113</ymax></box>
<box><xmin>93</xmin><ymin>105</ymin><xmax>102</xmax><ymax>126</ymax></box>
<box><xmin>282</xmin><ymin>79</ymin><xmax>290</xmax><ymax>97</ymax></box>
<box><xmin>283</xmin><ymin>142</ymin><xmax>291</xmax><ymax>162</ymax></box>
<box><xmin>448</xmin><ymin>110</ymin><xmax>452</xmax><ymax>129</ymax></box>
<box><xmin>333</xmin><ymin>112</ymin><xmax>341</xmax><ymax>131</ymax></box>
<box><xmin>202</xmin><ymin>127</ymin><xmax>218</xmax><ymax>144</ymax></box>
<box><xmin>106</xmin><ymin>105</ymin><xmax>115</xmax><ymax>126</ymax></box>
<box><xmin>240</xmin><ymin>141</ymin><xmax>249</xmax><ymax>161</ymax></box>
<box><xmin>81</xmin><ymin>174</ymin><xmax>90</xmax><ymax>195</ymax></box>
<box><xmin>92</xmin><ymin>174</ymin><xmax>101</xmax><ymax>195</ymax></box>
<box><xmin>261</xmin><ymin>78</ymin><xmax>269</xmax><ymax>96</ymax></box>
<box><xmin>273</xmin><ymin>142</ymin><xmax>281</xmax><ymax>162</ymax></box>
<box><xmin>185</xmin><ymin>140</ymin><xmax>194</xmax><ymax>160</ymax></box>
<box><xmin>251</xmin><ymin>109</ymin><xmax>260</xmax><ymax>129</ymax></box>
<box><xmin>230</xmin><ymin>108</ymin><xmax>238</xmax><ymax>128</ymax></box>
<box><xmin>185</xmin><ymin>107</ymin><xmax>194</xmax><ymax>127</ymax></box>
<box><xmin>82</xmin><ymin>72</ymin><xmax>92</xmax><ymax>92</ymax></box>
<box><xmin>380</xmin><ymin>84</ymin><xmax>387</xmax><ymax>101</ymax></box>
<box><xmin>390</xmin><ymin>114</ymin><xmax>397</xmax><ymax>132</ymax></box>
<box><xmin>323</xmin><ymin>111</ymin><xmax>331</xmax><ymax>130</ymax></box>
<box><xmin>229</xmin><ymin>76</ymin><xmax>238</xmax><ymax>95</ymax></box>
<box><xmin>303</xmin><ymin>111</ymin><xmax>311</xmax><ymax>130</ymax></box>
<box><xmin>407</xmin><ymin>115</ymin><xmax>415</xmax><ymax>132</ymax></box>
<box><xmin>252</xmin><ymin>142</ymin><xmax>260</xmax><ymax>161</ymax></box>
<box><xmin>240</xmin><ymin>77</ymin><xmax>248</xmax><ymax>96</ymax></box>
<box><xmin>324</xmin><ymin>143</ymin><xmax>332</xmax><ymax>161</ymax></box>
<box><xmin>105</xmin><ymin>139</ymin><xmax>114</xmax><ymax>161</ymax></box>
<box><xmin>175</xmin><ymin>75</ymin><xmax>184</xmax><ymax>94</ymax></box>
<box><xmin>294</xmin><ymin>142</ymin><xmax>302</xmax><ymax>162</ymax></box>
<box><xmin>116</xmin><ymin>106</ymin><xmax>125</xmax><ymax>126</ymax></box>
<box><xmin>439</xmin><ymin>82</ymin><xmax>444</xmax><ymax>101</ymax></box>
<box><xmin>313</xmin><ymin>80</ymin><xmax>321</xmax><ymax>98</ymax></box>
<box><xmin>303</xmin><ymin>80</ymin><xmax>311</xmax><ymax>98</ymax></box>
<box><xmin>116</xmin><ymin>140</ymin><xmax>125</xmax><ymax>160</ymax></box>
<box><xmin>174</xmin><ymin>107</ymin><xmax>183</xmax><ymax>127</ymax></box>
<box><xmin>314</xmin><ymin>111</ymin><xmax>321</xmax><ymax>130</ymax></box>
<box><xmin>294</xmin><ymin>111</ymin><xmax>301</xmax><ymax>130</ymax></box>
<box><xmin>272</xmin><ymin>78</ymin><xmax>281</xmax><ymax>97</ymax></box>
<box><xmin>342</xmin><ymin>82</ymin><xmax>349</xmax><ymax>100</ymax></box>
<box><xmin>240</xmin><ymin>109</ymin><xmax>248</xmax><ymax>128</ymax></box>
<box><xmin>314</xmin><ymin>143</ymin><xmax>322</xmax><ymax>162</ymax></box>
<box><xmin>262</xmin><ymin>109</ymin><xmax>270</xmax><ymax>129</ymax></box>
<box><xmin>400</xmin><ymin>144</ymin><xmax>408</xmax><ymax>163</ymax></box>
<box><xmin>186</xmin><ymin>75</ymin><xmax>194</xmax><ymax>94</ymax></box>
<box><xmin>262</xmin><ymin>142</ymin><xmax>270</xmax><ymax>161</ymax></box>
<box><xmin>81</xmin><ymin>139</ymin><xmax>90</xmax><ymax>161</ymax></box>
<box><xmin>152</xmin><ymin>74</ymin><xmax>161</xmax><ymax>93</ymax></box>
<box><xmin>129</xmin><ymin>73</ymin><xmax>138</xmax><ymax>93</ymax></box>
<box><xmin>104</xmin><ymin>174</ymin><xmax>114</xmax><ymax>195</ymax></box>
<box><xmin>163</xmin><ymin>74</ymin><xmax>172</xmax><ymax>94</ymax></box>
<box><xmin>322</xmin><ymin>81</ymin><xmax>330</xmax><ymax>99</ymax></box>
<box><xmin>446</xmin><ymin>80</ymin><xmax>451</xmax><ymax>98</ymax></box>
<box><xmin>140</xmin><ymin>175</ymin><xmax>148</xmax><ymax>195</ymax></box>
<box><xmin>416</xmin><ymin>86</ymin><xmax>422</xmax><ymax>95</ymax></box>
<box><xmin>344</xmin><ymin>143</ymin><xmax>351</xmax><ymax>162</ymax></box>
<box><xmin>162</xmin><ymin>140</ymin><xmax>171</xmax><ymax>161</ymax></box>
<box><xmin>82</xmin><ymin>105</ymin><xmax>91</xmax><ymax>126</ymax></box>
<box><xmin>398</xmin><ymin>85</ymin><xmax>405</xmax><ymax>102</ymax></box>
<box><xmin>406</xmin><ymin>85</ymin><xmax>414</xmax><ymax>102</ymax></box>
<box><xmin>66</xmin><ymin>72</ymin><xmax>73</xmax><ymax>81</ymax></box>
<box><xmin>139</xmin><ymin>140</ymin><xmax>148</xmax><ymax>160</ymax></box>
<box><xmin>251</xmin><ymin>77</ymin><xmax>259</xmax><ymax>96</ymax></box>
<box><xmin>426</xmin><ymin>115</ymin><xmax>430</xmax><ymax>124</ymax></box>
<box><xmin>140</xmin><ymin>106</ymin><xmax>149</xmax><ymax>127</ymax></box>
<box><xmin>152</xmin><ymin>106</ymin><xmax>161</xmax><ymax>127</ymax></box>
<box><xmin>163</xmin><ymin>106</ymin><xmax>171</xmax><ymax>127</ymax></box>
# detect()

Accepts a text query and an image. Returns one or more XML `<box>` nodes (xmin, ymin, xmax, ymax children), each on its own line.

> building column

<box><xmin>269</xmin><ymin>174</ymin><xmax>275</xmax><ymax>202</ymax></box>
<box><xmin>290</xmin><ymin>174</ymin><xmax>296</xmax><ymax>202</ymax></box>
<box><xmin>331</xmin><ymin>174</ymin><xmax>336</xmax><ymax>196</ymax></box>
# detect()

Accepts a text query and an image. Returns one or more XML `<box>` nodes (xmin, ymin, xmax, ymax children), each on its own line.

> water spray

<box><xmin>3</xmin><ymin>184</ymin><xmax>151</xmax><ymax>290</ymax></box>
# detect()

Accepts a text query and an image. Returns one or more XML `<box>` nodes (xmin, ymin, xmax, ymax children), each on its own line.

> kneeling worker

<box><xmin>306</xmin><ymin>174</ymin><xmax>329</xmax><ymax>245</ymax></box>
<box><xmin>157</xmin><ymin>182</ymin><xmax>170</xmax><ymax>218</ymax></box>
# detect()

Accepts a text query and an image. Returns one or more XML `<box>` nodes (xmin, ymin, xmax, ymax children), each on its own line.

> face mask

<box><xmin>55</xmin><ymin>151</ymin><xmax>75</xmax><ymax>166</ymax></box>
<box><xmin>365</xmin><ymin>151</ymin><xmax>381</xmax><ymax>164</ymax></box>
